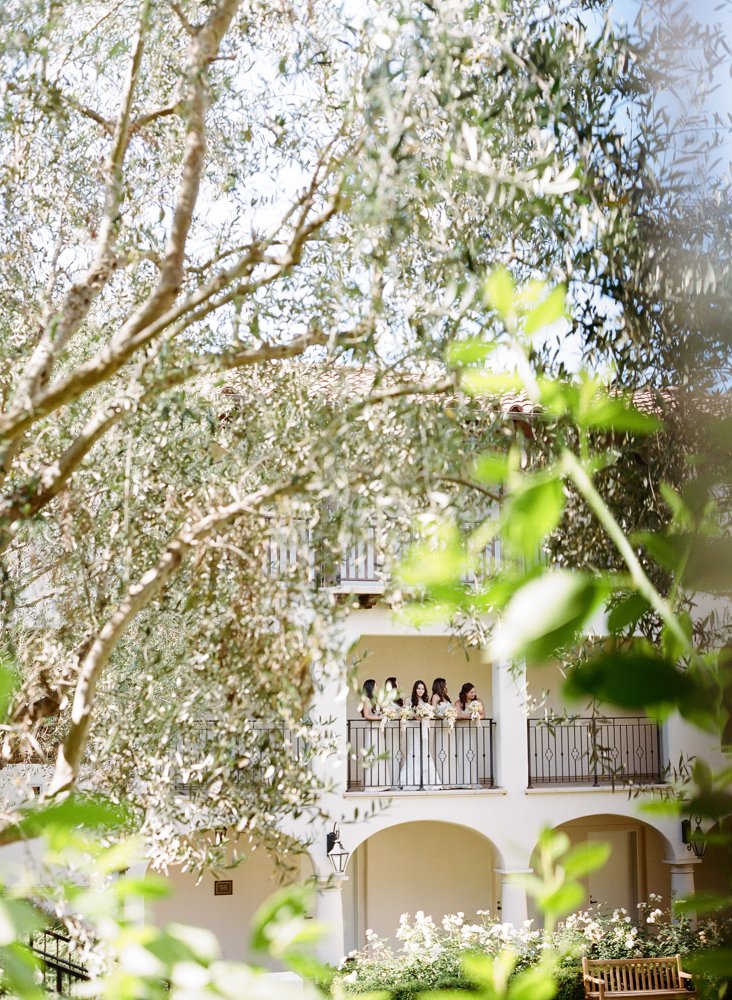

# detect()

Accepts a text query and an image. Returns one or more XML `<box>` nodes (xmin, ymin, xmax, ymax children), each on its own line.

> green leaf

<box><xmin>508</xmin><ymin>964</ymin><xmax>558</xmax><ymax>1000</ymax></box>
<box><xmin>632</xmin><ymin>531</ymin><xmax>688</xmax><ymax>572</ymax></box>
<box><xmin>491</xmin><ymin>571</ymin><xmax>609</xmax><ymax>662</ymax></box>
<box><xmin>501</xmin><ymin>475</ymin><xmax>564</xmax><ymax>557</ymax></box>
<box><xmin>686</xmin><ymin>948</ymin><xmax>732</xmax><ymax>978</ymax></box>
<box><xmin>483</xmin><ymin>267</ymin><xmax>515</xmax><ymax>319</ymax></box>
<box><xmin>471</xmin><ymin>451</ymin><xmax>509</xmax><ymax>485</ymax></box>
<box><xmin>538</xmin><ymin>881</ymin><xmax>586</xmax><ymax>919</ymax></box>
<box><xmin>398</xmin><ymin>546</ymin><xmax>468</xmax><ymax>588</ymax></box>
<box><xmin>659</xmin><ymin>483</ymin><xmax>692</xmax><ymax>528</ymax></box>
<box><xmin>673</xmin><ymin>892</ymin><xmax>732</xmax><ymax>915</ymax></box>
<box><xmin>250</xmin><ymin>884</ymin><xmax>320</xmax><ymax>958</ymax></box>
<box><xmin>579</xmin><ymin>396</ymin><xmax>660</xmax><ymax>434</ymax></box>
<box><xmin>683</xmin><ymin>536</ymin><xmax>732</xmax><ymax>593</ymax></box>
<box><xmin>0</xmin><ymin>899</ymin><xmax>44</xmax><ymax>946</ymax></box>
<box><xmin>523</xmin><ymin>284</ymin><xmax>566</xmax><ymax>336</ymax></box>
<box><xmin>0</xmin><ymin>943</ymin><xmax>44</xmax><ymax>1000</ymax></box>
<box><xmin>460</xmin><ymin>370</ymin><xmax>523</xmax><ymax>396</ymax></box>
<box><xmin>608</xmin><ymin>592</ymin><xmax>651</xmax><ymax>634</ymax></box>
<box><xmin>4</xmin><ymin>793</ymin><xmax>128</xmax><ymax>842</ymax></box>
<box><xmin>0</xmin><ymin>662</ymin><xmax>20</xmax><ymax>723</ymax></box>
<box><xmin>564</xmin><ymin>650</ymin><xmax>699</xmax><ymax>709</ymax></box>
<box><xmin>562</xmin><ymin>840</ymin><xmax>611</xmax><ymax>878</ymax></box>
<box><xmin>445</xmin><ymin>337</ymin><xmax>496</xmax><ymax>367</ymax></box>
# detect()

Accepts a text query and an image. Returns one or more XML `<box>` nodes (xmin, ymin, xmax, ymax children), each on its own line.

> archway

<box><xmin>150</xmin><ymin>844</ymin><xmax>314</xmax><ymax>966</ymax></box>
<box><xmin>342</xmin><ymin>820</ymin><xmax>497</xmax><ymax>953</ymax></box>
<box><xmin>529</xmin><ymin>814</ymin><xmax>671</xmax><ymax>924</ymax></box>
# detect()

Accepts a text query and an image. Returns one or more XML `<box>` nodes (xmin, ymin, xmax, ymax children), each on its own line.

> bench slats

<box><xmin>582</xmin><ymin>954</ymin><xmax>695</xmax><ymax>1000</ymax></box>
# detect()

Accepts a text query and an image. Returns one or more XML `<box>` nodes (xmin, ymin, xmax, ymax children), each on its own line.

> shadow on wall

<box><xmin>150</xmin><ymin>843</ymin><xmax>314</xmax><ymax>967</ymax></box>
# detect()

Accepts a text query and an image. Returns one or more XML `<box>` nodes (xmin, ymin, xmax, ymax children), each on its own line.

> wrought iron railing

<box><xmin>30</xmin><ymin>928</ymin><xmax>90</xmax><ymax>995</ymax></box>
<box><xmin>264</xmin><ymin>517</ymin><xmax>501</xmax><ymax>591</ymax></box>
<box><xmin>173</xmin><ymin>721</ymin><xmax>307</xmax><ymax>797</ymax></box>
<box><xmin>527</xmin><ymin>717</ymin><xmax>664</xmax><ymax>787</ymax></box>
<box><xmin>347</xmin><ymin>719</ymin><xmax>495</xmax><ymax>791</ymax></box>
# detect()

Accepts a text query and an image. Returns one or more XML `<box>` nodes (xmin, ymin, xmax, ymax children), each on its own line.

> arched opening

<box><xmin>343</xmin><ymin>821</ymin><xmax>497</xmax><ymax>954</ymax></box>
<box><xmin>529</xmin><ymin>814</ymin><xmax>670</xmax><ymax>924</ymax></box>
<box><xmin>150</xmin><ymin>844</ymin><xmax>314</xmax><ymax>966</ymax></box>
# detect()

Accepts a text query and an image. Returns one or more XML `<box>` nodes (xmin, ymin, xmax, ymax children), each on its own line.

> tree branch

<box><xmin>2</xmin><ymin>0</ymin><xmax>242</xmax><ymax>446</ymax></box>
<box><xmin>0</xmin><ymin>328</ymin><xmax>338</xmax><ymax>554</ymax></box>
<box><xmin>45</xmin><ymin>372</ymin><xmax>456</xmax><ymax>797</ymax></box>
<box><xmin>48</xmin><ymin>477</ymin><xmax>305</xmax><ymax>795</ymax></box>
<box><xmin>11</xmin><ymin>0</ymin><xmax>151</xmax><ymax>410</ymax></box>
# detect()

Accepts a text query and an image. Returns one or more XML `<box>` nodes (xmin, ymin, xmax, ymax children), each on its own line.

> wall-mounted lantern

<box><xmin>326</xmin><ymin>824</ymin><xmax>350</xmax><ymax>874</ymax></box>
<box><xmin>681</xmin><ymin>817</ymin><xmax>707</xmax><ymax>859</ymax></box>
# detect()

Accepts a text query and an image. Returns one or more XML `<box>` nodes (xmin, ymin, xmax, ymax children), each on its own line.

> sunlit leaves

<box><xmin>607</xmin><ymin>592</ymin><xmax>651</xmax><ymax>634</ymax></box>
<box><xmin>563</xmin><ymin>645</ymin><xmax>708</xmax><ymax>714</ymax></box>
<box><xmin>491</xmin><ymin>571</ymin><xmax>610</xmax><ymax>662</ymax></box>
<box><xmin>523</xmin><ymin>285</ymin><xmax>567</xmax><ymax>337</ymax></box>
<box><xmin>525</xmin><ymin>827</ymin><xmax>610</xmax><ymax>927</ymax></box>
<box><xmin>500</xmin><ymin>473</ymin><xmax>564</xmax><ymax>557</ymax></box>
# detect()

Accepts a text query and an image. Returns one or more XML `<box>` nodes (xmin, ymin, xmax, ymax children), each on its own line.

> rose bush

<box><xmin>332</xmin><ymin>901</ymin><xmax>730</xmax><ymax>999</ymax></box>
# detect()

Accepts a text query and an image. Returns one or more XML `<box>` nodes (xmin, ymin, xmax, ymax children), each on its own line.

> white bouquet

<box><xmin>399</xmin><ymin>705</ymin><xmax>413</xmax><ymax>729</ymax></box>
<box><xmin>469</xmin><ymin>700</ymin><xmax>484</xmax><ymax>722</ymax></box>
<box><xmin>413</xmin><ymin>702</ymin><xmax>434</xmax><ymax>721</ymax></box>
<box><xmin>379</xmin><ymin>704</ymin><xmax>398</xmax><ymax>732</ymax></box>
<box><xmin>443</xmin><ymin>705</ymin><xmax>457</xmax><ymax>730</ymax></box>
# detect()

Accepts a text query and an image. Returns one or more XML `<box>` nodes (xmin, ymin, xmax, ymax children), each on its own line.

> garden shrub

<box><xmin>332</xmin><ymin>899</ymin><xmax>731</xmax><ymax>997</ymax></box>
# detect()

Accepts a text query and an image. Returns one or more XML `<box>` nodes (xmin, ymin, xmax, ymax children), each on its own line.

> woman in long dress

<box><xmin>406</xmin><ymin>680</ymin><xmax>439</xmax><ymax>787</ymax></box>
<box><xmin>430</xmin><ymin>677</ymin><xmax>452</xmax><ymax>785</ymax></box>
<box><xmin>356</xmin><ymin>678</ymin><xmax>381</xmax><ymax>787</ymax></box>
<box><xmin>384</xmin><ymin>676</ymin><xmax>406</xmax><ymax>788</ymax></box>
<box><xmin>454</xmin><ymin>682</ymin><xmax>484</xmax><ymax>786</ymax></box>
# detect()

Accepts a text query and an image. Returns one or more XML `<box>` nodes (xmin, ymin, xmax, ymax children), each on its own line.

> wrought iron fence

<box><xmin>527</xmin><ymin>717</ymin><xmax>663</xmax><ymax>787</ymax></box>
<box><xmin>264</xmin><ymin>516</ymin><xmax>501</xmax><ymax>591</ymax></box>
<box><xmin>173</xmin><ymin>721</ymin><xmax>307</xmax><ymax>797</ymax></box>
<box><xmin>347</xmin><ymin>719</ymin><xmax>495</xmax><ymax>791</ymax></box>
<box><xmin>30</xmin><ymin>928</ymin><xmax>90</xmax><ymax>995</ymax></box>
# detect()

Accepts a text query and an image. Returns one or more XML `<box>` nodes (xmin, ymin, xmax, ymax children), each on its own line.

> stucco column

<box><xmin>314</xmin><ymin>875</ymin><xmax>348</xmax><ymax>967</ymax></box>
<box><xmin>491</xmin><ymin>660</ymin><xmax>528</xmax><ymax>792</ymax></box>
<box><xmin>495</xmin><ymin>868</ymin><xmax>531</xmax><ymax>927</ymax></box>
<box><xmin>664</xmin><ymin>859</ymin><xmax>700</xmax><ymax>925</ymax></box>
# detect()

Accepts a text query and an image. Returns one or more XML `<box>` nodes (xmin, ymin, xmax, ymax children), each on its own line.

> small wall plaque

<box><xmin>214</xmin><ymin>880</ymin><xmax>233</xmax><ymax>896</ymax></box>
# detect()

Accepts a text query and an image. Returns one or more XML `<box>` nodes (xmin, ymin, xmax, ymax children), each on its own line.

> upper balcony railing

<box><xmin>347</xmin><ymin>718</ymin><xmax>496</xmax><ymax>791</ymax></box>
<box><xmin>265</xmin><ymin>519</ymin><xmax>501</xmax><ymax>593</ymax></box>
<box><xmin>527</xmin><ymin>717</ymin><xmax>664</xmax><ymax>788</ymax></box>
<box><xmin>173</xmin><ymin>721</ymin><xmax>307</xmax><ymax>797</ymax></box>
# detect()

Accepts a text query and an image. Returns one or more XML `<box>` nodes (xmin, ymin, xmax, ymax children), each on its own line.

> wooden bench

<box><xmin>582</xmin><ymin>955</ymin><xmax>696</xmax><ymax>999</ymax></box>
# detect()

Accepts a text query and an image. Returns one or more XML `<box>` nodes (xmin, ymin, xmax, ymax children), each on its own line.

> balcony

<box><xmin>526</xmin><ymin>717</ymin><xmax>664</xmax><ymax>788</ymax></box>
<box><xmin>173</xmin><ymin>721</ymin><xmax>308</xmax><ymax>797</ymax></box>
<box><xmin>347</xmin><ymin>719</ymin><xmax>496</xmax><ymax>791</ymax></box>
<box><xmin>265</xmin><ymin>520</ymin><xmax>500</xmax><ymax>593</ymax></box>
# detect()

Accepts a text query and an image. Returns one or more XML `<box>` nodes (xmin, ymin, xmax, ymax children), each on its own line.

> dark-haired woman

<box><xmin>357</xmin><ymin>679</ymin><xmax>383</xmax><ymax>789</ymax></box>
<box><xmin>383</xmin><ymin>677</ymin><xmax>405</xmax><ymax>789</ymax></box>
<box><xmin>358</xmin><ymin>678</ymin><xmax>381</xmax><ymax>720</ymax></box>
<box><xmin>405</xmin><ymin>680</ymin><xmax>439</xmax><ymax>788</ymax></box>
<box><xmin>455</xmin><ymin>682</ymin><xmax>484</xmax><ymax>719</ymax></box>
<box><xmin>429</xmin><ymin>677</ymin><xmax>453</xmax><ymax>786</ymax></box>
<box><xmin>411</xmin><ymin>679</ymin><xmax>430</xmax><ymax>710</ymax></box>
<box><xmin>454</xmin><ymin>682</ymin><xmax>484</xmax><ymax>786</ymax></box>
<box><xmin>431</xmin><ymin>677</ymin><xmax>452</xmax><ymax>716</ymax></box>
<box><xmin>385</xmin><ymin>676</ymin><xmax>403</xmax><ymax>708</ymax></box>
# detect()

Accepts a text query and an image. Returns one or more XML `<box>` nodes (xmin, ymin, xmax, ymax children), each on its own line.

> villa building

<box><xmin>1</xmin><ymin>388</ymin><xmax>729</xmax><ymax>972</ymax></box>
<box><xmin>149</xmin><ymin>513</ymin><xmax>730</xmax><ymax>967</ymax></box>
